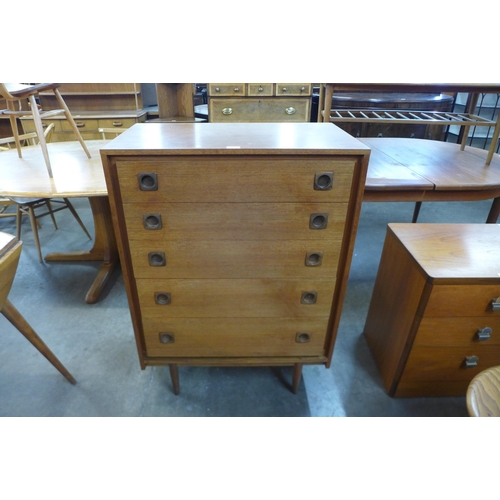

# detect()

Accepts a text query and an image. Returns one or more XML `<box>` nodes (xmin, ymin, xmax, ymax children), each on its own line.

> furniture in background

<box><xmin>0</xmin><ymin>231</ymin><xmax>75</xmax><ymax>384</ymax></box>
<box><xmin>317</xmin><ymin>83</ymin><xmax>500</xmax><ymax>223</ymax></box>
<box><xmin>364</xmin><ymin>223</ymin><xmax>500</xmax><ymax>397</ymax></box>
<box><xmin>466</xmin><ymin>365</ymin><xmax>500</xmax><ymax>416</ymax></box>
<box><xmin>101</xmin><ymin>122</ymin><xmax>370</xmax><ymax>395</ymax></box>
<box><xmin>18</xmin><ymin>83</ymin><xmax>147</xmax><ymax>142</ymax></box>
<box><xmin>153</xmin><ymin>83</ymin><xmax>205</xmax><ymax>123</ymax></box>
<box><xmin>0</xmin><ymin>83</ymin><xmax>91</xmax><ymax>177</ymax></box>
<box><xmin>0</xmin><ymin>140</ymin><xmax>117</xmax><ymax>304</ymax></box>
<box><xmin>208</xmin><ymin>83</ymin><xmax>312</xmax><ymax>122</ymax></box>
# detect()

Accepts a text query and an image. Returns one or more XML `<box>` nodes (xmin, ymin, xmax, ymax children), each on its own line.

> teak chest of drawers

<box><xmin>101</xmin><ymin>122</ymin><xmax>370</xmax><ymax>394</ymax></box>
<box><xmin>208</xmin><ymin>83</ymin><xmax>312</xmax><ymax>123</ymax></box>
<box><xmin>364</xmin><ymin>223</ymin><xmax>500</xmax><ymax>397</ymax></box>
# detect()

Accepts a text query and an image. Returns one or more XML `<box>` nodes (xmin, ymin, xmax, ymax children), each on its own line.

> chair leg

<box><xmin>292</xmin><ymin>363</ymin><xmax>303</xmax><ymax>394</ymax></box>
<box><xmin>44</xmin><ymin>200</ymin><xmax>58</xmax><ymax>230</ymax></box>
<box><xmin>63</xmin><ymin>198</ymin><xmax>92</xmax><ymax>239</ymax></box>
<box><xmin>6</xmin><ymin>100</ymin><xmax>23</xmax><ymax>159</ymax></box>
<box><xmin>27</xmin><ymin>206</ymin><xmax>44</xmax><ymax>263</ymax></box>
<box><xmin>486</xmin><ymin>197</ymin><xmax>500</xmax><ymax>223</ymax></box>
<box><xmin>412</xmin><ymin>202</ymin><xmax>422</xmax><ymax>223</ymax></box>
<box><xmin>1</xmin><ymin>299</ymin><xmax>76</xmax><ymax>384</ymax></box>
<box><xmin>53</xmin><ymin>88</ymin><xmax>91</xmax><ymax>159</ymax></box>
<box><xmin>169</xmin><ymin>364</ymin><xmax>180</xmax><ymax>395</ymax></box>
<box><xmin>28</xmin><ymin>95</ymin><xmax>53</xmax><ymax>177</ymax></box>
<box><xmin>15</xmin><ymin>205</ymin><xmax>22</xmax><ymax>240</ymax></box>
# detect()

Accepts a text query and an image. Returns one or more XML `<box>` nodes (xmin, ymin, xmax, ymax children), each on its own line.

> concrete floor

<box><xmin>0</xmin><ymin>196</ymin><xmax>493</xmax><ymax>417</ymax></box>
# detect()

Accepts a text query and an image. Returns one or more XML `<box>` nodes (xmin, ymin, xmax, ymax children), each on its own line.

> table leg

<box><xmin>44</xmin><ymin>196</ymin><xmax>119</xmax><ymax>303</ymax></box>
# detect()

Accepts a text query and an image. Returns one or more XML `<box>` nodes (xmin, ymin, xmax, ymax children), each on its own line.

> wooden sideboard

<box><xmin>208</xmin><ymin>83</ymin><xmax>312</xmax><ymax>122</ymax></box>
<box><xmin>101</xmin><ymin>122</ymin><xmax>370</xmax><ymax>394</ymax></box>
<box><xmin>20</xmin><ymin>83</ymin><xmax>147</xmax><ymax>141</ymax></box>
<box><xmin>364</xmin><ymin>223</ymin><xmax>500</xmax><ymax>397</ymax></box>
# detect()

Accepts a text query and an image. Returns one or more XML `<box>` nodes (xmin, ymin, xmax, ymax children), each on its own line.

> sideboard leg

<box><xmin>292</xmin><ymin>363</ymin><xmax>303</xmax><ymax>394</ymax></box>
<box><xmin>412</xmin><ymin>202</ymin><xmax>422</xmax><ymax>223</ymax></box>
<box><xmin>169</xmin><ymin>364</ymin><xmax>180</xmax><ymax>395</ymax></box>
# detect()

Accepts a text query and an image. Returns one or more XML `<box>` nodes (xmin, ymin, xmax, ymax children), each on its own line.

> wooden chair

<box><xmin>0</xmin><ymin>231</ymin><xmax>75</xmax><ymax>384</ymax></box>
<box><xmin>0</xmin><ymin>83</ymin><xmax>91</xmax><ymax>177</ymax></box>
<box><xmin>466</xmin><ymin>366</ymin><xmax>500</xmax><ymax>417</ymax></box>
<box><xmin>98</xmin><ymin>127</ymin><xmax>127</xmax><ymax>139</ymax></box>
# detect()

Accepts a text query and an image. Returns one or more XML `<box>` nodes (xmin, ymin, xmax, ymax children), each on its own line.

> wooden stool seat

<box><xmin>466</xmin><ymin>366</ymin><xmax>500</xmax><ymax>417</ymax></box>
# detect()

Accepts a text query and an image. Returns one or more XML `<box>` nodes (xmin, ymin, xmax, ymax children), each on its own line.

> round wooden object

<box><xmin>466</xmin><ymin>366</ymin><xmax>500</xmax><ymax>417</ymax></box>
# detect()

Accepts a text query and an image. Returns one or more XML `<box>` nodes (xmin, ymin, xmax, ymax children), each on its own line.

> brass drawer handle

<box><xmin>314</xmin><ymin>172</ymin><xmax>334</xmax><ymax>191</ymax></box>
<box><xmin>305</xmin><ymin>252</ymin><xmax>323</xmax><ymax>267</ymax></box>
<box><xmin>465</xmin><ymin>355</ymin><xmax>479</xmax><ymax>368</ymax></box>
<box><xmin>301</xmin><ymin>291</ymin><xmax>317</xmax><ymax>304</ymax></box>
<box><xmin>282</xmin><ymin>87</ymin><xmax>287</xmax><ymax>92</ymax></box>
<box><xmin>310</xmin><ymin>213</ymin><xmax>328</xmax><ymax>229</ymax></box>
<box><xmin>138</xmin><ymin>172</ymin><xmax>158</xmax><ymax>191</ymax></box>
<box><xmin>492</xmin><ymin>297</ymin><xmax>500</xmax><ymax>311</ymax></box>
<box><xmin>112</xmin><ymin>121</ymin><xmax>123</xmax><ymax>127</ymax></box>
<box><xmin>476</xmin><ymin>327</ymin><xmax>492</xmax><ymax>341</ymax></box>
<box><xmin>222</xmin><ymin>107</ymin><xmax>233</xmax><ymax>115</ymax></box>
<box><xmin>155</xmin><ymin>292</ymin><xmax>171</xmax><ymax>305</ymax></box>
<box><xmin>159</xmin><ymin>332</ymin><xmax>175</xmax><ymax>344</ymax></box>
<box><xmin>234</xmin><ymin>87</ymin><xmax>239</xmax><ymax>92</ymax></box>
<box><xmin>215</xmin><ymin>87</ymin><xmax>220</xmax><ymax>92</ymax></box>
<box><xmin>258</xmin><ymin>86</ymin><xmax>264</xmax><ymax>92</ymax></box>
<box><xmin>75</xmin><ymin>122</ymin><xmax>85</xmax><ymax>128</ymax></box>
<box><xmin>148</xmin><ymin>252</ymin><xmax>166</xmax><ymax>267</ymax></box>
<box><xmin>143</xmin><ymin>213</ymin><xmax>162</xmax><ymax>230</ymax></box>
<box><xmin>296</xmin><ymin>332</ymin><xmax>311</xmax><ymax>343</ymax></box>
<box><xmin>285</xmin><ymin>107</ymin><xmax>296</xmax><ymax>115</ymax></box>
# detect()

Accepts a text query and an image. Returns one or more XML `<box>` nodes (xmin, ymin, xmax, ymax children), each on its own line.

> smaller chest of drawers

<box><xmin>208</xmin><ymin>83</ymin><xmax>312</xmax><ymax>123</ymax></box>
<box><xmin>364</xmin><ymin>223</ymin><xmax>500</xmax><ymax>397</ymax></box>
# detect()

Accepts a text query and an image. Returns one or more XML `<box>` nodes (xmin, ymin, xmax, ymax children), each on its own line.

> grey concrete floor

<box><xmin>0</xmin><ymin>197</ymin><xmax>493</xmax><ymax>417</ymax></box>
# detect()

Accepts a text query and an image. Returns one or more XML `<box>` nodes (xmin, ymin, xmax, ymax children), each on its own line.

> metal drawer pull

<box><xmin>234</xmin><ymin>87</ymin><xmax>239</xmax><ymax>92</ymax></box>
<box><xmin>138</xmin><ymin>172</ymin><xmax>158</xmax><ymax>191</ymax></box>
<box><xmin>258</xmin><ymin>86</ymin><xmax>264</xmax><ymax>92</ymax></box>
<box><xmin>465</xmin><ymin>355</ymin><xmax>479</xmax><ymax>368</ymax></box>
<box><xmin>112</xmin><ymin>121</ymin><xmax>123</xmax><ymax>127</ymax></box>
<box><xmin>76</xmin><ymin>122</ymin><xmax>85</xmax><ymax>128</ymax></box>
<box><xmin>222</xmin><ymin>107</ymin><xmax>233</xmax><ymax>115</ymax></box>
<box><xmin>285</xmin><ymin>107</ymin><xmax>296</xmax><ymax>115</ymax></box>
<box><xmin>476</xmin><ymin>327</ymin><xmax>492</xmax><ymax>341</ymax></box>
<box><xmin>305</xmin><ymin>252</ymin><xmax>323</xmax><ymax>266</ymax></box>
<box><xmin>301</xmin><ymin>291</ymin><xmax>317</xmax><ymax>304</ymax></box>
<box><xmin>148</xmin><ymin>252</ymin><xmax>166</xmax><ymax>267</ymax></box>
<box><xmin>301</xmin><ymin>87</ymin><xmax>306</xmax><ymax>92</ymax></box>
<box><xmin>296</xmin><ymin>332</ymin><xmax>311</xmax><ymax>343</ymax></box>
<box><xmin>310</xmin><ymin>213</ymin><xmax>328</xmax><ymax>229</ymax></box>
<box><xmin>492</xmin><ymin>297</ymin><xmax>500</xmax><ymax>311</ymax></box>
<box><xmin>215</xmin><ymin>87</ymin><xmax>220</xmax><ymax>92</ymax></box>
<box><xmin>155</xmin><ymin>292</ymin><xmax>171</xmax><ymax>305</ymax></box>
<box><xmin>159</xmin><ymin>333</ymin><xmax>175</xmax><ymax>344</ymax></box>
<box><xmin>143</xmin><ymin>213</ymin><xmax>162</xmax><ymax>230</ymax></box>
<box><xmin>282</xmin><ymin>87</ymin><xmax>287</xmax><ymax>92</ymax></box>
<box><xmin>314</xmin><ymin>172</ymin><xmax>334</xmax><ymax>190</ymax></box>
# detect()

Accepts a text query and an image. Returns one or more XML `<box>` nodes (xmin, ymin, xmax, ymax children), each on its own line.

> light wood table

<box><xmin>0</xmin><ymin>140</ymin><xmax>117</xmax><ymax>304</ymax></box>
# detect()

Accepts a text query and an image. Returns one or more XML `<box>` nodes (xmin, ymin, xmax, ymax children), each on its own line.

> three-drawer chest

<box><xmin>101</xmin><ymin>122</ymin><xmax>370</xmax><ymax>394</ymax></box>
<box><xmin>364</xmin><ymin>223</ymin><xmax>500</xmax><ymax>397</ymax></box>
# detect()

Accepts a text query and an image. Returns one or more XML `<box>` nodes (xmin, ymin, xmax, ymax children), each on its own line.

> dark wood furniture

<box><xmin>364</xmin><ymin>223</ymin><xmax>500</xmax><ymax>397</ymax></box>
<box><xmin>101</xmin><ymin>122</ymin><xmax>370</xmax><ymax>395</ymax></box>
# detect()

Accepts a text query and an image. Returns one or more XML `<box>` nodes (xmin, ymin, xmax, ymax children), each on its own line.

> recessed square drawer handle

<box><xmin>155</xmin><ymin>292</ymin><xmax>171</xmax><ymax>305</ymax></box>
<box><xmin>301</xmin><ymin>291</ymin><xmax>317</xmax><ymax>304</ymax></box>
<box><xmin>309</xmin><ymin>213</ymin><xmax>328</xmax><ymax>229</ymax></box>
<box><xmin>476</xmin><ymin>327</ymin><xmax>492</xmax><ymax>341</ymax></box>
<box><xmin>464</xmin><ymin>355</ymin><xmax>479</xmax><ymax>368</ymax></box>
<box><xmin>159</xmin><ymin>333</ymin><xmax>175</xmax><ymax>344</ymax></box>
<box><xmin>314</xmin><ymin>172</ymin><xmax>334</xmax><ymax>190</ymax></box>
<box><xmin>491</xmin><ymin>297</ymin><xmax>500</xmax><ymax>311</ymax></box>
<box><xmin>143</xmin><ymin>213</ymin><xmax>162</xmax><ymax>230</ymax></box>
<box><xmin>305</xmin><ymin>252</ymin><xmax>323</xmax><ymax>266</ymax></box>
<box><xmin>296</xmin><ymin>332</ymin><xmax>311</xmax><ymax>343</ymax></box>
<box><xmin>138</xmin><ymin>172</ymin><xmax>158</xmax><ymax>191</ymax></box>
<box><xmin>148</xmin><ymin>252</ymin><xmax>166</xmax><ymax>266</ymax></box>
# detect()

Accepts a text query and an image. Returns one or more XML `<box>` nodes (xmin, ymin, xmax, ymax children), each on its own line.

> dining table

<box><xmin>0</xmin><ymin>139</ymin><xmax>117</xmax><ymax>304</ymax></box>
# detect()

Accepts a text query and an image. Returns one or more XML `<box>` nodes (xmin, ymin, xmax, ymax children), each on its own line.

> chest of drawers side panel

<box><xmin>363</xmin><ymin>228</ymin><xmax>428</xmax><ymax>393</ymax></box>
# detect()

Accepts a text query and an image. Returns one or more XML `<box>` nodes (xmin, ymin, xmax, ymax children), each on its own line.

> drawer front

<box><xmin>122</xmin><ymin>202</ymin><xmax>348</xmax><ymax>241</ymax></box>
<box><xmin>116</xmin><ymin>157</ymin><xmax>356</xmax><ymax>203</ymax></box>
<box><xmin>276</xmin><ymin>83</ymin><xmax>312</xmax><ymax>96</ymax></box>
<box><xmin>142</xmin><ymin>317</ymin><xmax>329</xmax><ymax>357</ymax></box>
<box><xmin>136</xmin><ymin>278</ymin><xmax>336</xmax><ymax>318</ymax></box>
<box><xmin>424</xmin><ymin>284</ymin><xmax>500</xmax><ymax>317</ymax></box>
<box><xmin>129</xmin><ymin>238</ymin><xmax>341</xmax><ymax>279</ymax></box>
<box><xmin>21</xmin><ymin>119</ymin><xmax>63</xmax><ymax>133</ymax></box>
<box><xmin>208</xmin><ymin>83</ymin><xmax>246</xmax><ymax>96</ymax></box>
<box><xmin>399</xmin><ymin>345</ymin><xmax>500</xmax><ymax>383</ymax></box>
<box><xmin>247</xmin><ymin>84</ymin><xmax>274</xmax><ymax>96</ymax></box>
<box><xmin>209</xmin><ymin>98</ymin><xmax>310</xmax><ymax>122</ymax></box>
<box><xmin>60</xmin><ymin>118</ymin><xmax>99</xmax><ymax>132</ymax></box>
<box><xmin>414</xmin><ymin>316</ymin><xmax>500</xmax><ymax>347</ymax></box>
<box><xmin>98</xmin><ymin>118</ymin><xmax>137</xmax><ymax>129</ymax></box>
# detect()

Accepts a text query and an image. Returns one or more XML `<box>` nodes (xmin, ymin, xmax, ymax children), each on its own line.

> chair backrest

<box><xmin>0</xmin><ymin>123</ymin><xmax>55</xmax><ymax>149</ymax></box>
<box><xmin>0</xmin><ymin>232</ymin><xmax>22</xmax><ymax>311</ymax></box>
<box><xmin>98</xmin><ymin>127</ymin><xmax>127</xmax><ymax>139</ymax></box>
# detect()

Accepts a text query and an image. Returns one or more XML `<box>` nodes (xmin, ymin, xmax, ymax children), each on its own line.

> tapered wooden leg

<box><xmin>292</xmin><ymin>363</ymin><xmax>303</xmax><ymax>394</ymax></box>
<box><xmin>2</xmin><ymin>299</ymin><xmax>76</xmax><ymax>384</ymax></box>
<box><xmin>28</xmin><ymin>95</ymin><xmax>53</xmax><ymax>178</ymax></box>
<box><xmin>486</xmin><ymin>197</ymin><xmax>500</xmax><ymax>223</ymax></box>
<box><xmin>63</xmin><ymin>198</ymin><xmax>92</xmax><ymax>239</ymax></box>
<box><xmin>412</xmin><ymin>201</ymin><xmax>422</xmax><ymax>223</ymax></box>
<box><xmin>27</xmin><ymin>206</ymin><xmax>44</xmax><ymax>263</ymax></box>
<box><xmin>7</xmin><ymin>100</ymin><xmax>22</xmax><ymax>159</ymax></box>
<box><xmin>169</xmin><ymin>364</ymin><xmax>180</xmax><ymax>395</ymax></box>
